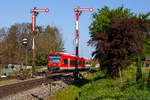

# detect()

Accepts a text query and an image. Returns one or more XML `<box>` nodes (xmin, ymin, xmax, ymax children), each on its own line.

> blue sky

<box><xmin>0</xmin><ymin>0</ymin><xmax>150</xmax><ymax>58</ymax></box>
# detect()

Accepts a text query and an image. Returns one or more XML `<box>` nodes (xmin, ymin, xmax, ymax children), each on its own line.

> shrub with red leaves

<box><xmin>90</xmin><ymin>16</ymin><xmax>149</xmax><ymax>78</ymax></box>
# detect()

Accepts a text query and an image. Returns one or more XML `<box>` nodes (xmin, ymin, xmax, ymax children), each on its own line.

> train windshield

<box><xmin>49</xmin><ymin>55</ymin><xmax>61</xmax><ymax>63</ymax></box>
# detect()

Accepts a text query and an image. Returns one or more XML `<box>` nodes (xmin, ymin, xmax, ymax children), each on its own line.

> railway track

<box><xmin>0</xmin><ymin>72</ymin><xmax>73</xmax><ymax>99</ymax></box>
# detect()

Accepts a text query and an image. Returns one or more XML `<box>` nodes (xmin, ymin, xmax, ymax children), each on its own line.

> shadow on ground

<box><xmin>72</xmin><ymin>74</ymin><xmax>106</xmax><ymax>87</ymax></box>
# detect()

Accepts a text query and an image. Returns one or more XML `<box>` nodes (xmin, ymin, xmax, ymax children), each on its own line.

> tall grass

<box><xmin>52</xmin><ymin>66</ymin><xmax>150</xmax><ymax>100</ymax></box>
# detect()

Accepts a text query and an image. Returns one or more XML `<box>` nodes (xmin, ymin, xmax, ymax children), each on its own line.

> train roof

<box><xmin>49</xmin><ymin>52</ymin><xmax>75</xmax><ymax>56</ymax></box>
<box><xmin>49</xmin><ymin>52</ymin><xmax>85</xmax><ymax>59</ymax></box>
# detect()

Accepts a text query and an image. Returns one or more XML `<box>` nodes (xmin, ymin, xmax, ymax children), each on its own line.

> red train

<box><xmin>48</xmin><ymin>53</ymin><xmax>90</xmax><ymax>71</ymax></box>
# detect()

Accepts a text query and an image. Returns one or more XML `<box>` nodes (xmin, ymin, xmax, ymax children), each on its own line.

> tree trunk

<box><xmin>119</xmin><ymin>68</ymin><xmax>123</xmax><ymax>83</ymax></box>
<box><xmin>136</xmin><ymin>56</ymin><xmax>142</xmax><ymax>83</ymax></box>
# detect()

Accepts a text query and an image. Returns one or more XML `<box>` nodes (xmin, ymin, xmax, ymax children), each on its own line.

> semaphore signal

<box><xmin>73</xmin><ymin>6</ymin><xmax>93</xmax><ymax>79</ymax></box>
<box><xmin>30</xmin><ymin>7</ymin><xmax>49</xmax><ymax>57</ymax></box>
<box><xmin>30</xmin><ymin>8</ymin><xmax>49</xmax><ymax>12</ymax></box>
<box><xmin>30</xmin><ymin>7</ymin><xmax>49</xmax><ymax>76</ymax></box>
<box><xmin>74</xmin><ymin>8</ymin><xmax>94</xmax><ymax>12</ymax></box>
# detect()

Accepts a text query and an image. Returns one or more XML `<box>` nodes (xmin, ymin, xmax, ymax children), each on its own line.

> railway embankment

<box><xmin>0</xmin><ymin>81</ymin><xmax>68</xmax><ymax>100</ymax></box>
<box><xmin>0</xmin><ymin>71</ymin><xmax>88</xmax><ymax>100</ymax></box>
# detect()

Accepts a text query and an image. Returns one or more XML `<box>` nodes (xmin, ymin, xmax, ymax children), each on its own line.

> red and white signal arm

<box><xmin>30</xmin><ymin>8</ymin><xmax>50</xmax><ymax>12</ymax></box>
<box><xmin>32</xmin><ymin>14</ymin><xmax>35</xmax><ymax>32</ymax></box>
<box><xmin>74</xmin><ymin>8</ymin><xmax>94</xmax><ymax>12</ymax></box>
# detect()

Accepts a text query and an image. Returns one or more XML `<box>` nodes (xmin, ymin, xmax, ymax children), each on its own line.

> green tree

<box><xmin>0</xmin><ymin>23</ymin><xmax>33</xmax><ymax>66</ymax></box>
<box><xmin>89</xmin><ymin>6</ymin><xmax>150</xmax><ymax>78</ymax></box>
<box><xmin>89</xmin><ymin>5</ymin><xmax>135</xmax><ymax>36</ymax></box>
<box><xmin>0</xmin><ymin>23</ymin><xmax>64</xmax><ymax>67</ymax></box>
<box><xmin>89</xmin><ymin>6</ymin><xmax>136</xmax><ymax>61</ymax></box>
<box><xmin>35</xmin><ymin>25</ymin><xmax>64</xmax><ymax>65</ymax></box>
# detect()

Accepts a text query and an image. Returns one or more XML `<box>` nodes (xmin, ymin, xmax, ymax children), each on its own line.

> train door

<box><xmin>68</xmin><ymin>58</ymin><xmax>70</xmax><ymax>70</ymax></box>
<box><xmin>62</xmin><ymin>57</ymin><xmax>68</xmax><ymax>70</ymax></box>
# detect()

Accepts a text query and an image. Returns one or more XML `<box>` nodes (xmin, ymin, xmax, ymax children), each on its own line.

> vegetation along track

<box><xmin>0</xmin><ymin>72</ymin><xmax>72</xmax><ymax>99</ymax></box>
<box><xmin>0</xmin><ymin>76</ymin><xmax>16</xmax><ymax>81</ymax></box>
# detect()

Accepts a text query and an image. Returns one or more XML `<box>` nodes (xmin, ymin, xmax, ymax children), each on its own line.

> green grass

<box><xmin>35</xmin><ymin>65</ymin><xmax>44</xmax><ymax>70</ymax></box>
<box><xmin>53</xmin><ymin>66</ymin><xmax>150</xmax><ymax>100</ymax></box>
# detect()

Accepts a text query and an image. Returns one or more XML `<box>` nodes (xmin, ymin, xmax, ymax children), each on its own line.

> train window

<box><xmin>79</xmin><ymin>61</ymin><xmax>82</xmax><ymax>65</ymax></box>
<box><xmin>49</xmin><ymin>55</ymin><xmax>61</xmax><ymax>58</ymax></box>
<box><xmin>49</xmin><ymin>55</ymin><xmax>61</xmax><ymax>63</ymax></box>
<box><xmin>63</xmin><ymin>59</ymin><xmax>68</xmax><ymax>65</ymax></box>
<box><xmin>70</xmin><ymin>60</ymin><xmax>75</xmax><ymax>66</ymax></box>
<box><xmin>50</xmin><ymin>58</ymin><xmax>61</xmax><ymax>63</ymax></box>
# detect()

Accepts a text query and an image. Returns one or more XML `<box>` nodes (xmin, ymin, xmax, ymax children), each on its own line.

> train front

<box><xmin>48</xmin><ymin>53</ymin><xmax>61</xmax><ymax>71</ymax></box>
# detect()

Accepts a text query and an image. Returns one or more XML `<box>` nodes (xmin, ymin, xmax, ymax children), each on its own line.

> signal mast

<box><xmin>30</xmin><ymin>7</ymin><xmax>49</xmax><ymax>75</ymax></box>
<box><xmin>73</xmin><ymin>6</ymin><xmax>93</xmax><ymax>79</ymax></box>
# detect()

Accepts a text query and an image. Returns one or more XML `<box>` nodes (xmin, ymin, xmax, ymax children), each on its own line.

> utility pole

<box><xmin>73</xmin><ymin>6</ymin><xmax>93</xmax><ymax>79</ymax></box>
<box><xmin>30</xmin><ymin>7</ymin><xmax>49</xmax><ymax>76</ymax></box>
